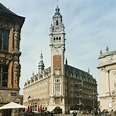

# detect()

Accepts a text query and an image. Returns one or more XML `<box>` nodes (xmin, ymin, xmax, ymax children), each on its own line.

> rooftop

<box><xmin>0</xmin><ymin>3</ymin><xmax>25</xmax><ymax>20</ymax></box>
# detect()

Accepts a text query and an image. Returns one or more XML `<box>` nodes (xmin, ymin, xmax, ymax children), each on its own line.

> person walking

<box><xmin>28</xmin><ymin>109</ymin><xmax>35</xmax><ymax>116</ymax></box>
<box><xmin>18</xmin><ymin>108</ymin><xmax>26</xmax><ymax>116</ymax></box>
<box><xmin>110</xmin><ymin>110</ymin><xmax>115</xmax><ymax>116</ymax></box>
<box><xmin>72</xmin><ymin>111</ymin><xmax>77</xmax><ymax>116</ymax></box>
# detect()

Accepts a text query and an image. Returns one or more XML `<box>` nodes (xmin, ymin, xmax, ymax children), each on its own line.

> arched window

<box><xmin>56</xmin><ymin>20</ymin><xmax>58</xmax><ymax>25</ymax></box>
<box><xmin>55</xmin><ymin>78</ymin><xmax>60</xmax><ymax>83</ymax></box>
<box><xmin>59</xmin><ymin>37</ymin><xmax>61</xmax><ymax>40</ymax></box>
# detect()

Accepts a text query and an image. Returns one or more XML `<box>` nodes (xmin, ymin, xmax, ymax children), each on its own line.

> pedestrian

<box><xmin>51</xmin><ymin>112</ymin><xmax>54</xmax><ymax>116</ymax></box>
<box><xmin>18</xmin><ymin>109</ymin><xmax>22</xmax><ymax>116</ymax></box>
<box><xmin>18</xmin><ymin>108</ymin><xmax>26</xmax><ymax>116</ymax></box>
<box><xmin>98</xmin><ymin>109</ymin><xmax>101</xmax><ymax>116</ymax></box>
<box><xmin>72</xmin><ymin>111</ymin><xmax>77</xmax><ymax>116</ymax></box>
<box><xmin>110</xmin><ymin>110</ymin><xmax>115</xmax><ymax>116</ymax></box>
<box><xmin>25</xmin><ymin>110</ymin><xmax>29</xmax><ymax>116</ymax></box>
<box><xmin>28</xmin><ymin>109</ymin><xmax>35</xmax><ymax>116</ymax></box>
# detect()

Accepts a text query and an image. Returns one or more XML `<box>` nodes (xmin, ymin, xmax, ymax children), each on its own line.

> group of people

<box><xmin>18</xmin><ymin>109</ymin><xmax>55</xmax><ymax>116</ymax></box>
<box><xmin>18</xmin><ymin>108</ymin><xmax>34</xmax><ymax>116</ymax></box>
<box><xmin>92</xmin><ymin>109</ymin><xmax>116</xmax><ymax>116</ymax></box>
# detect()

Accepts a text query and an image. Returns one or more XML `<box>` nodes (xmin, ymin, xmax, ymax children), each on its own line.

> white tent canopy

<box><xmin>0</xmin><ymin>102</ymin><xmax>26</xmax><ymax>110</ymax></box>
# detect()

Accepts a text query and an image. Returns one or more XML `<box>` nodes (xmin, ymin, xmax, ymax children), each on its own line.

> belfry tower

<box><xmin>50</xmin><ymin>6</ymin><xmax>65</xmax><ymax>74</ymax></box>
<box><xmin>49</xmin><ymin>6</ymin><xmax>66</xmax><ymax>112</ymax></box>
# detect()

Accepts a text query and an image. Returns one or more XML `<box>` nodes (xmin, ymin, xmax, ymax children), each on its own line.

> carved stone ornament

<box><xmin>0</xmin><ymin>20</ymin><xmax>13</xmax><ymax>29</ymax></box>
<box><xmin>0</xmin><ymin>58</ymin><xmax>9</xmax><ymax>64</ymax></box>
<box><xmin>0</xmin><ymin>53</ymin><xmax>13</xmax><ymax>64</ymax></box>
<box><xmin>5</xmin><ymin>54</ymin><xmax>12</xmax><ymax>61</ymax></box>
<box><xmin>13</xmin><ymin>61</ymin><xmax>20</xmax><ymax>87</ymax></box>
<box><xmin>15</xmin><ymin>24</ymin><xmax>20</xmax><ymax>31</ymax></box>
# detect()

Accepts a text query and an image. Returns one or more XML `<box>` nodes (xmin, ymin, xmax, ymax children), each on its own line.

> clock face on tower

<box><xmin>54</xmin><ymin>48</ymin><xmax>61</xmax><ymax>55</ymax></box>
<box><xmin>56</xmin><ymin>49</ymin><xmax>59</xmax><ymax>52</ymax></box>
<box><xmin>54</xmin><ymin>45</ymin><xmax>62</xmax><ymax>55</ymax></box>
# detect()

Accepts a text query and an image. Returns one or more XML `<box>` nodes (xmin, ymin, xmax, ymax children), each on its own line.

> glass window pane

<box><xmin>0</xmin><ymin>65</ymin><xmax>8</xmax><ymax>87</ymax></box>
<box><xmin>0</xmin><ymin>29</ymin><xmax>9</xmax><ymax>51</ymax></box>
<box><xmin>2</xmin><ymin>65</ymin><xmax>8</xmax><ymax>72</ymax></box>
<box><xmin>0</xmin><ymin>30</ymin><xmax>2</xmax><ymax>50</ymax></box>
<box><xmin>2</xmin><ymin>73</ymin><xmax>8</xmax><ymax>87</ymax></box>
<box><xmin>0</xmin><ymin>74</ymin><xmax>1</xmax><ymax>87</ymax></box>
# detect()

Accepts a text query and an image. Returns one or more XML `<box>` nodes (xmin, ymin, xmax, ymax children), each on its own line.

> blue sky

<box><xmin>1</xmin><ymin>0</ymin><xmax>116</xmax><ymax>94</ymax></box>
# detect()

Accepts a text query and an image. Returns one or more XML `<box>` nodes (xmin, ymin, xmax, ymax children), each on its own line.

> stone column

<box><xmin>8</xmin><ymin>61</ymin><xmax>13</xmax><ymax>88</ymax></box>
<box><xmin>13</xmin><ymin>61</ymin><xmax>19</xmax><ymax>88</ymax></box>
<box><xmin>14</xmin><ymin>25</ymin><xmax>20</xmax><ymax>51</ymax></box>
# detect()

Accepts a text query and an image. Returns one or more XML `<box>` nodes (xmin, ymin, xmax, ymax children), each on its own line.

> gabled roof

<box><xmin>0</xmin><ymin>3</ymin><xmax>17</xmax><ymax>16</ymax></box>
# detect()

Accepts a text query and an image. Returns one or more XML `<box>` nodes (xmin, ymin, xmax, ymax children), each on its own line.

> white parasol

<box><xmin>0</xmin><ymin>102</ymin><xmax>25</xmax><ymax>110</ymax></box>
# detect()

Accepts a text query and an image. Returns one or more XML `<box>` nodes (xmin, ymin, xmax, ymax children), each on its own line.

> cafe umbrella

<box><xmin>0</xmin><ymin>102</ymin><xmax>25</xmax><ymax>109</ymax></box>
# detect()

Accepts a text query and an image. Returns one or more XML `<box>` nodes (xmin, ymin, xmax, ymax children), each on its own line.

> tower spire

<box><xmin>38</xmin><ymin>53</ymin><xmax>44</xmax><ymax>75</ymax></box>
<box><xmin>57</xmin><ymin>0</ymin><xmax>59</xmax><ymax>6</ymax></box>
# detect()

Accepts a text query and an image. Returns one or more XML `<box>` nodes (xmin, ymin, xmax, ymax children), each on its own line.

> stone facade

<box><xmin>0</xmin><ymin>3</ymin><xmax>25</xmax><ymax>116</ymax></box>
<box><xmin>23</xmin><ymin>6</ymin><xmax>97</xmax><ymax>114</ymax></box>
<box><xmin>98</xmin><ymin>47</ymin><xmax>116</xmax><ymax>111</ymax></box>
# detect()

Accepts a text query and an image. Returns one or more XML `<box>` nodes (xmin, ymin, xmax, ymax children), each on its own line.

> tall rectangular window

<box><xmin>55</xmin><ymin>98</ymin><xmax>60</xmax><ymax>104</ymax></box>
<box><xmin>55</xmin><ymin>77</ymin><xmax>60</xmax><ymax>96</ymax></box>
<box><xmin>55</xmin><ymin>84</ymin><xmax>60</xmax><ymax>96</ymax></box>
<box><xmin>0</xmin><ymin>29</ymin><xmax>9</xmax><ymax>51</ymax></box>
<box><xmin>0</xmin><ymin>65</ymin><xmax>8</xmax><ymax>87</ymax></box>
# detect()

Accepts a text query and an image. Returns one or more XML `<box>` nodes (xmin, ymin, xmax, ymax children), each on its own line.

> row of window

<box><xmin>53</xmin><ymin>37</ymin><xmax>61</xmax><ymax>41</ymax></box>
